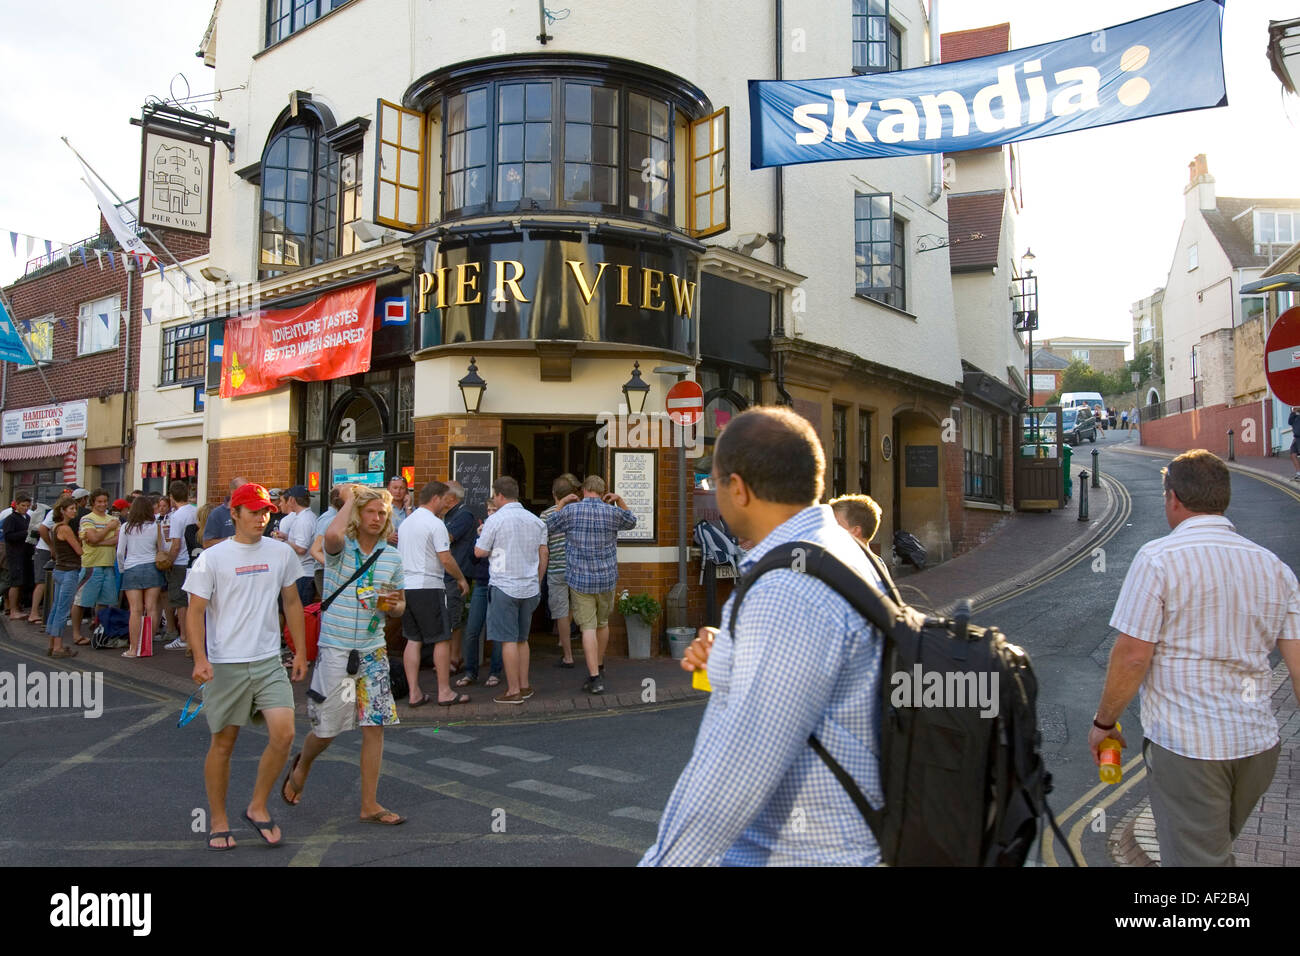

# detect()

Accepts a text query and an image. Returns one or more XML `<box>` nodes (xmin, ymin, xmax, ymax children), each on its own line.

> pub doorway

<box><xmin>502</xmin><ymin>420</ymin><xmax>603</xmax><ymax>515</ymax></box>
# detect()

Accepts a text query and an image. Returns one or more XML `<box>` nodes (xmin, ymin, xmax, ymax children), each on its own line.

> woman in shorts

<box><xmin>116</xmin><ymin>495</ymin><xmax>165</xmax><ymax>658</ymax></box>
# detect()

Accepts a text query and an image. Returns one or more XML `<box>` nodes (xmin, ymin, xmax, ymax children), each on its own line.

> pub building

<box><xmin>192</xmin><ymin>0</ymin><xmax>981</xmax><ymax>654</ymax></box>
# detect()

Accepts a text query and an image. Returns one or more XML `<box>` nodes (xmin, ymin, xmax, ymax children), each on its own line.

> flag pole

<box><xmin>0</xmin><ymin>288</ymin><xmax>58</xmax><ymax>404</ymax></box>
<box><xmin>60</xmin><ymin>137</ymin><xmax>205</xmax><ymax>297</ymax></box>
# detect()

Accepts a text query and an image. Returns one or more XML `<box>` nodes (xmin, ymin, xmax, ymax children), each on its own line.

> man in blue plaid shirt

<box><xmin>546</xmin><ymin>475</ymin><xmax>635</xmax><ymax>694</ymax></box>
<box><xmin>641</xmin><ymin>406</ymin><xmax>884</xmax><ymax>866</ymax></box>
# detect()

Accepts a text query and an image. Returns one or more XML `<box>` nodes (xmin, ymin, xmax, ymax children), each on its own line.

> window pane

<box><xmin>466</xmin><ymin>88</ymin><xmax>487</xmax><ymax>127</ymax></box>
<box><xmin>526</xmin><ymin>83</ymin><xmax>551</xmax><ymax>120</ymax></box>
<box><xmin>628</xmin><ymin>132</ymin><xmax>649</xmax><ymax>168</ymax></box>
<box><xmin>592</xmin><ymin>126</ymin><xmax>616</xmax><ymax>165</ymax></box>
<box><xmin>1280</xmin><ymin>214</ymin><xmax>1294</xmax><ymax>244</ymax></box>
<box><xmin>399</xmin><ymin>187</ymin><xmax>421</xmax><ymax>222</ymax></box>
<box><xmin>565</xmin><ymin>84</ymin><xmax>591</xmax><ymax>123</ymax></box>
<box><xmin>695</xmin><ymin>194</ymin><xmax>709</xmax><ymax>228</ymax></box>
<box><xmin>288</xmin><ymin>169</ymin><xmax>311</xmax><ymax>201</ymax></box>
<box><xmin>564</xmin><ymin>163</ymin><xmax>592</xmax><ymax>201</ymax></box>
<box><xmin>591</xmin><ymin>166</ymin><xmax>615</xmax><ymax>204</ymax></box>
<box><xmin>401</xmin><ymin>111</ymin><xmax>421</xmax><ymax>144</ymax></box>
<box><xmin>447</xmin><ymin>94</ymin><xmax>466</xmax><ymax>132</ymax></box>
<box><xmin>649</xmin><ymin>101</ymin><xmax>669</xmax><ymax>138</ymax></box>
<box><xmin>465</xmin><ymin>167</ymin><xmax>486</xmax><ymax>206</ymax></box>
<box><xmin>498</xmin><ymin>163</ymin><xmax>523</xmax><ymax>202</ymax></box>
<box><xmin>628</xmin><ymin>173</ymin><xmax>647</xmax><ymax>210</ymax></box>
<box><xmin>445</xmin><ymin>171</ymin><xmax>463</xmax><ymax>209</ymax></box>
<box><xmin>525</xmin><ymin>123</ymin><xmax>551</xmax><ymax>161</ymax></box>
<box><xmin>593</xmin><ymin>86</ymin><xmax>617</xmax><ymax>124</ymax></box>
<box><xmin>628</xmin><ymin>94</ymin><xmax>648</xmax><ymax>132</ymax></box>
<box><xmin>565</xmin><ymin>123</ymin><xmax>591</xmax><ymax>162</ymax></box>
<box><xmin>499</xmin><ymin>124</ymin><xmax>523</xmax><ymax>162</ymax></box>
<box><xmin>524</xmin><ymin>163</ymin><xmax>550</xmax><ymax>200</ymax></box>
<box><xmin>872</xmin><ymin>195</ymin><xmax>890</xmax><ymax>218</ymax></box>
<box><xmin>695</xmin><ymin>157</ymin><xmax>709</xmax><ymax>190</ymax></box>
<box><xmin>399</xmin><ymin>147</ymin><xmax>421</xmax><ymax>187</ymax></box>
<box><xmin>466</xmin><ymin>128</ymin><xmax>486</xmax><ymax>167</ymax></box>
<box><xmin>499</xmin><ymin>85</ymin><xmax>524</xmax><ymax>123</ymax></box>
<box><xmin>447</xmin><ymin>133</ymin><xmax>464</xmax><ymax>171</ymax></box>
<box><xmin>288</xmin><ymin>133</ymin><xmax>311</xmax><ymax>169</ymax></box>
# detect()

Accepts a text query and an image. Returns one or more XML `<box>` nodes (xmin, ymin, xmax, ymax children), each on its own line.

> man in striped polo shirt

<box><xmin>540</xmin><ymin>473</ymin><xmax>580</xmax><ymax>668</ymax></box>
<box><xmin>1091</xmin><ymin>449</ymin><xmax>1300</xmax><ymax>866</ymax></box>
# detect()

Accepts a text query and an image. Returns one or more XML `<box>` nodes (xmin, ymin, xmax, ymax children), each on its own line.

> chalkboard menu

<box><xmin>905</xmin><ymin>444</ymin><xmax>940</xmax><ymax>488</ymax></box>
<box><xmin>612</xmin><ymin>450</ymin><xmax>656</xmax><ymax>543</ymax></box>
<box><xmin>452</xmin><ymin>447</ymin><xmax>496</xmax><ymax>522</ymax></box>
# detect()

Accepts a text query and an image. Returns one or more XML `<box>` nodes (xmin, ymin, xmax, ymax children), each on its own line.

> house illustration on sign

<box><xmin>149</xmin><ymin>143</ymin><xmax>204</xmax><ymax>216</ymax></box>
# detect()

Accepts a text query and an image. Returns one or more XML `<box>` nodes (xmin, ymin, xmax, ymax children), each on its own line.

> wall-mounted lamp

<box><xmin>458</xmin><ymin>357</ymin><xmax>487</xmax><ymax>413</ymax></box>
<box><xmin>200</xmin><ymin>266</ymin><xmax>230</xmax><ymax>283</ymax></box>
<box><xmin>621</xmin><ymin>360</ymin><xmax>650</xmax><ymax>414</ymax></box>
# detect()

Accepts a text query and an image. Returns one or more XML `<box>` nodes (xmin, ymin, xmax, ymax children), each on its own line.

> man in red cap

<box><xmin>184</xmin><ymin>483</ymin><xmax>307</xmax><ymax>851</ymax></box>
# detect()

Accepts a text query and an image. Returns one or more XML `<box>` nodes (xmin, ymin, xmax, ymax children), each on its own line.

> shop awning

<box><xmin>0</xmin><ymin>441</ymin><xmax>74</xmax><ymax>461</ymax></box>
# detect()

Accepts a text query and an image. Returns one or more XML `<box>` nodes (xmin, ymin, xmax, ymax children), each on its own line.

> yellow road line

<box><xmin>1042</xmin><ymin>751</ymin><xmax>1144</xmax><ymax>867</ymax></box>
<box><xmin>0</xmin><ymin>635</ymin><xmax>172</xmax><ymax>703</ymax></box>
<box><xmin>1064</xmin><ymin>767</ymin><xmax>1148</xmax><ymax>867</ymax></box>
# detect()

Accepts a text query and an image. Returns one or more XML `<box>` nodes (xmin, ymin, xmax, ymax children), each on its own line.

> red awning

<box><xmin>0</xmin><ymin>442</ymin><xmax>74</xmax><ymax>462</ymax></box>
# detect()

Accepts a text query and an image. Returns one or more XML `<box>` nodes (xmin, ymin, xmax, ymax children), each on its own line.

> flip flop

<box><xmin>361</xmin><ymin>810</ymin><xmax>406</xmax><ymax>825</ymax></box>
<box><xmin>207</xmin><ymin>830</ymin><xmax>236</xmax><ymax>851</ymax></box>
<box><xmin>281</xmin><ymin>752</ymin><xmax>303</xmax><ymax>807</ymax></box>
<box><xmin>437</xmin><ymin>693</ymin><xmax>471</xmax><ymax>706</ymax></box>
<box><xmin>242</xmin><ymin>811</ymin><xmax>283</xmax><ymax>847</ymax></box>
<box><xmin>454</xmin><ymin>674</ymin><xmax>476</xmax><ymax>687</ymax></box>
<box><xmin>74</xmin><ymin>638</ymin><xmax>90</xmax><ymax>645</ymax></box>
<box><xmin>408</xmin><ymin>694</ymin><xmax>432</xmax><ymax>707</ymax></box>
<box><xmin>484</xmin><ymin>675</ymin><xmax>501</xmax><ymax>688</ymax></box>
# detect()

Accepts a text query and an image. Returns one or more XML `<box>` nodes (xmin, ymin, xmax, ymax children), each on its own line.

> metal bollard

<box><xmin>1078</xmin><ymin>471</ymin><xmax>1090</xmax><ymax>521</ymax></box>
<box><xmin>1091</xmin><ymin>448</ymin><xmax>1100</xmax><ymax>488</ymax></box>
<box><xmin>1227</xmin><ymin>428</ymin><xmax>1235</xmax><ymax>462</ymax></box>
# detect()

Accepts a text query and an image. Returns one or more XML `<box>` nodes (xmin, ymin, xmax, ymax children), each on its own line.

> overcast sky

<box><xmin>2</xmin><ymin>1</ymin><xmax>1297</xmax><ymax>354</ymax></box>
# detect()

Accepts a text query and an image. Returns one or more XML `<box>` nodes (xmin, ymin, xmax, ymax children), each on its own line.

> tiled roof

<box><xmin>947</xmin><ymin>191</ymin><xmax>1004</xmax><ymax>271</ymax></box>
<box><xmin>941</xmin><ymin>24</ymin><xmax>1011</xmax><ymax>63</ymax></box>
<box><xmin>1203</xmin><ymin>196</ymin><xmax>1300</xmax><ymax>269</ymax></box>
<box><xmin>1031</xmin><ymin>349</ymin><xmax>1069</xmax><ymax>370</ymax></box>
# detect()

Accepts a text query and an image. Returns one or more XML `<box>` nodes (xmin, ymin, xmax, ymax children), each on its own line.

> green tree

<box><xmin>1059</xmin><ymin>359</ymin><xmax>1106</xmax><ymax>394</ymax></box>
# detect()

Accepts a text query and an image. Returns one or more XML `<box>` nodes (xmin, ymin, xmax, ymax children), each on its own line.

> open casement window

<box><xmin>375</xmin><ymin>99</ymin><xmax>426</xmax><ymax>231</ymax></box>
<box><xmin>855</xmin><ymin>192</ymin><xmax>901</xmax><ymax>307</ymax></box>
<box><xmin>688</xmin><ymin>107</ymin><xmax>729</xmax><ymax>238</ymax></box>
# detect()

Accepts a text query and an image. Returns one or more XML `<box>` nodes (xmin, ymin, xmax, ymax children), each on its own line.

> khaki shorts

<box><xmin>547</xmin><ymin>576</ymin><xmax>569</xmax><ymax>619</ymax></box>
<box><xmin>204</xmin><ymin>655</ymin><xmax>294</xmax><ymax>734</ymax></box>
<box><xmin>570</xmin><ymin>588</ymin><xmax>614</xmax><ymax>630</ymax></box>
<box><xmin>166</xmin><ymin>564</ymin><xmax>189</xmax><ymax>608</ymax></box>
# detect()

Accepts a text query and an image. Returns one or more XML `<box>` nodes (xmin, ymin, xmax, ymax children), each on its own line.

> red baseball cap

<box><xmin>112</xmin><ymin>498</ymin><xmax>130</xmax><ymax>510</ymax></box>
<box><xmin>229</xmin><ymin>483</ymin><xmax>279</xmax><ymax>513</ymax></box>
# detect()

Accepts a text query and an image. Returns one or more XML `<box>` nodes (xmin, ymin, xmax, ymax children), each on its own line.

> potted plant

<box><xmin>617</xmin><ymin>589</ymin><xmax>661</xmax><ymax>659</ymax></box>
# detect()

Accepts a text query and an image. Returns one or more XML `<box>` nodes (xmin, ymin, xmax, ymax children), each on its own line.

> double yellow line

<box><xmin>1043</xmin><ymin>753</ymin><xmax>1146</xmax><ymax>867</ymax></box>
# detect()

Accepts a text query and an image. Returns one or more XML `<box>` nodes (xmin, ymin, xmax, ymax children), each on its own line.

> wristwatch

<box><xmin>1092</xmin><ymin>715</ymin><xmax>1116</xmax><ymax>731</ymax></box>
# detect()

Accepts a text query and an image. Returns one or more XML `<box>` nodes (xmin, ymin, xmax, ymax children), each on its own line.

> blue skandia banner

<box><xmin>0</xmin><ymin>298</ymin><xmax>33</xmax><ymax>365</ymax></box>
<box><xmin>748</xmin><ymin>0</ymin><xmax>1226</xmax><ymax>168</ymax></box>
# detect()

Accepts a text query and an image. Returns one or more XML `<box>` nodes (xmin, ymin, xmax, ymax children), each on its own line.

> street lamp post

<box><xmin>1014</xmin><ymin>247</ymin><xmax>1039</xmax><ymax>413</ymax></box>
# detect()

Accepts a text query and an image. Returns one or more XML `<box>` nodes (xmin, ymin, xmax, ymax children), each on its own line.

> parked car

<box><xmin>1062</xmin><ymin>407</ymin><xmax>1098</xmax><ymax>445</ymax></box>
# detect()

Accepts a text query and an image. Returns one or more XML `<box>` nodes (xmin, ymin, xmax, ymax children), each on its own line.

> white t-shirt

<box><xmin>168</xmin><ymin>503</ymin><xmax>198</xmax><ymax>567</ymax></box>
<box><xmin>396</xmin><ymin>506</ymin><xmax>450</xmax><ymax>590</ymax></box>
<box><xmin>285</xmin><ymin>506</ymin><xmax>319</xmax><ymax>576</ymax></box>
<box><xmin>35</xmin><ymin>508</ymin><xmax>56</xmax><ymax>553</ymax></box>
<box><xmin>183</xmin><ymin>536</ymin><xmax>300</xmax><ymax>663</ymax></box>
<box><xmin>116</xmin><ymin>522</ymin><xmax>161</xmax><ymax>571</ymax></box>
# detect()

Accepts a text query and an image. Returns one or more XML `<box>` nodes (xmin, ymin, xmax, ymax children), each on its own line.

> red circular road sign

<box><xmin>1266</xmin><ymin>307</ymin><xmax>1300</xmax><ymax>406</ymax></box>
<box><xmin>665</xmin><ymin>380</ymin><xmax>704</xmax><ymax>426</ymax></box>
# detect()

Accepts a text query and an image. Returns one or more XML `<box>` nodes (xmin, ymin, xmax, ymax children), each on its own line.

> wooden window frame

<box><xmin>374</xmin><ymin>98</ymin><xmax>427</xmax><ymax>232</ymax></box>
<box><xmin>688</xmin><ymin>107</ymin><xmax>729</xmax><ymax>238</ymax></box>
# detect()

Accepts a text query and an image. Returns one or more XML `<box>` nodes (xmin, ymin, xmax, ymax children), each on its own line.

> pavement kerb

<box><xmin>942</xmin><ymin>473</ymin><xmax>1123</xmax><ymax>616</ymax></box>
<box><xmin>1110</xmin><ymin>441</ymin><xmax>1300</xmax><ymax>492</ymax></box>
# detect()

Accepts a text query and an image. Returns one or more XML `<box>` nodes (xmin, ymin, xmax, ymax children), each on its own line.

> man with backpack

<box><xmin>640</xmin><ymin>406</ymin><xmax>885</xmax><ymax>866</ymax></box>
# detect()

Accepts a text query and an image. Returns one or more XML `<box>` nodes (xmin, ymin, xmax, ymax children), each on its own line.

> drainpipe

<box><xmin>772</xmin><ymin>0</ymin><xmax>794</xmax><ymax>406</ymax></box>
<box><xmin>927</xmin><ymin>0</ymin><xmax>943</xmax><ymax>203</ymax></box>
<box><xmin>122</xmin><ymin>256</ymin><xmax>132</xmax><ymax>461</ymax></box>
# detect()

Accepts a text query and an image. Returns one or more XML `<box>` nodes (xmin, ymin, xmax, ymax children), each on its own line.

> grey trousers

<box><xmin>1143</xmin><ymin>738</ymin><xmax>1280</xmax><ymax>867</ymax></box>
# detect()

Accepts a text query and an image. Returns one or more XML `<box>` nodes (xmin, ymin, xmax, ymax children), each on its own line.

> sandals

<box><xmin>454</xmin><ymin>674</ymin><xmax>476</xmax><ymax>687</ymax></box>
<box><xmin>361</xmin><ymin>809</ymin><xmax>406</xmax><ymax>825</ymax></box>
<box><xmin>48</xmin><ymin>647</ymin><xmax>77</xmax><ymax>659</ymax></box>
<box><xmin>437</xmin><ymin>693</ymin><xmax>471</xmax><ymax>706</ymax></box>
<box><xmin>484</xmin><ymin>675</ymin><xmax>501</xmax><ymax>688</ymax></box>
<box><xmin>207</xmin><ymin>830</ymin><xmax>236</xmax><ymax>851</ymax></box>
<box><xmin>74</xmin><ymin>637</ymin><xmax>90</xmax><ymax>646</ymax></box>
<box><xmin>242</xmin><ymin>810</ymin><xmax>283</xmax><ymax>847</ymax></box>
<box><xmin>281</xmin><ymin>753</ymin><xmax>303</xmax><ymax>807</ymax></box>
<box><xmin>407</xmin><ymin>694</ymin><xmax>433</xmax><ymax>708</ymax></box>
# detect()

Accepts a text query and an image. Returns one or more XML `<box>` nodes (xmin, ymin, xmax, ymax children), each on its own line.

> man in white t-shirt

<box><xmin>163</xmin><ymin>481</ymin><xmax>199</xmax><ymax>651</ymax></box>
<box><xmin>275</xmin><ymin>485</ymin><xmax>319</xmax><ymax>606</ymax></box>
<box><xmin>184</xmin><ymin>483</ymin><xmax>306</xmax><ymax>851</ymax></box>
<box><xmin>397</xmin><ymin>480</ymin><xmax>470</xmax><ymax>707</ymax></box>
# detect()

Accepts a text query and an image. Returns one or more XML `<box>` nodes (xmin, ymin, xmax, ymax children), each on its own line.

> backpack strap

<box><xmin>725</xmin><ymin>540</ymin><xmax>902</xmax><ymax>851</ymax></box>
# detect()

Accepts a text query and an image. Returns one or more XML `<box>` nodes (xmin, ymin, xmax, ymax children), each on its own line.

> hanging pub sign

<box><xmin>139</xmin><ymin>128</ymin><xmax>215</xmax><ymax>236</ymax></box>
<box><xmin>220</xmin><ymin>281</ymin><xmax>376</xmax><ymax>398</ymax></box>
<box><xmin>748</xmin><ymin>0</ymin><xmax>1226</xmax><ymax>168</ymax></box>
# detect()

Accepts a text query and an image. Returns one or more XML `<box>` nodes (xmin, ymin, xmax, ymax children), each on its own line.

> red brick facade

<box><xmin>207</xmin><ymin>433</ymin><xmax>298</xmax><ymax>504</ymax></box>
<box><xmin>1140</xmin><ymin>401</ymin><xmax>1272</xmax><ymax>458</ymax></box>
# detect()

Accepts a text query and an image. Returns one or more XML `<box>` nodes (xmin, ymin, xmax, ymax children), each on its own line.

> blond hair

<box><xmin>347</xmin><ymin>486</ymin><xmax>394</xmax><ymax>540</ymax></box>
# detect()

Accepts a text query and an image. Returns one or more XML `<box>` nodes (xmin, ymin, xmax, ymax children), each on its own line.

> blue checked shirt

<box><xmin>545</xmin><ymin>496</ymin><xmax>636</xmax><ymax>594</ymax></box>
<box><xmin>640</xmin><ymin>504</ymin><xmax>884</xmax><ymax>867</ymax></box>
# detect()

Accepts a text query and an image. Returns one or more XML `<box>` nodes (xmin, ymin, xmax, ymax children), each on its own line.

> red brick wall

<box><xmin>3</xmin><ymin>224</ymin><xmax>208</xmax><ymax>414</ymax></box>
<box><xmin>413</xmin><ymin>414</ymin><xmax>505</xmax><ymax>487</ymax></box>
<box><xmin>1141</xmin><ymin>401</ymin><xmax>1271</xmax><ymax>458</ymax></box>
<box><xmin>207</xmin><ymin>433</ymin><xmax>297</xmax><ymax>505</ymax></box>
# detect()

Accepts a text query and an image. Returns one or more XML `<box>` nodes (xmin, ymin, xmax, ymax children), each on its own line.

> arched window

<box><xmin>258</xmin><ymin>106</ymin><xmax>362</xmax><ymax>275</ymax></box>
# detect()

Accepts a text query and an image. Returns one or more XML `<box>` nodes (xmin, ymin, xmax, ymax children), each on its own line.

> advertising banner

<box><xmin>748</xmin><ymin>0</ymin><xmax>1226</xmax><ymax>168</ymax></box>
<box><xmin>220</xmin><ymin>281</ymin><xmax>375</xmax><ymax>398</ymax></box>
<box><xmin>2</xmin><ymin>399</ymin><xmax>89</xmax><ymax>445</ymax></box>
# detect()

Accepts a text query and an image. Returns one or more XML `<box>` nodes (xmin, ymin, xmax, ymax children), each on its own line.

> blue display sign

<box><xmin>332</xmin><ymin>471</ymin><xmax>385</xmax><ymax>487</ymax></box>
<box><xmin>748</xmin><ymin>0</ymin><xmax>1225</xmax><ymax>168</ymax></box>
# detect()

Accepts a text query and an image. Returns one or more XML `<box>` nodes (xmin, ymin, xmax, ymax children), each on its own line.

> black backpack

<box><xmin>728</xmin><ymin>540</ymin><xmax>1075</xmax><ymax>867</ymax></box>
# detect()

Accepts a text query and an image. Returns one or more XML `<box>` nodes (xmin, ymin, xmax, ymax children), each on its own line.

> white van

<box><xmin>1060</xmin><ymin>391</ymin><xmax>1104</xmax><ymax>411</ymax></box>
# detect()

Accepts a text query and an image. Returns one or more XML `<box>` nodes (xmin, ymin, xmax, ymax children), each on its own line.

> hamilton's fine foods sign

<box><xmin>2</xmin><ymin>399</ymin><xmax>89</xmax><ymax>445</ymax></box>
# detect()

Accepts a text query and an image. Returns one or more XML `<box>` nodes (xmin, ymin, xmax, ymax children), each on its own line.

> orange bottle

<box><xmin>1098</xmin><ymin>722</ymin><xmax>1123</xmax><ymax>784</ymax></box>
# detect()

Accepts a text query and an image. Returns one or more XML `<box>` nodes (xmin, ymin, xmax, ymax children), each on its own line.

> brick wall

<box><xmin>207</xmin><ymin>432</ymin><xmax>298</xmax><ymax>505</ymax></box>
<box><xmin>1141</xmin><ymin>401</ymin><xmax>1271</xmax><ymax>458</ymax></box>
<box><xmin>3</xmin><ymin>222</ymin><xmax>208</xmax><ymax>415</ymax></box>
<box><xmin>413</xmin><ymin>415</ymin><xmax>505</xmax><ymax>487</ymax></box>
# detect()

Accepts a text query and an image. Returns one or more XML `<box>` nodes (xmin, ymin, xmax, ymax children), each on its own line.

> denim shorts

<box><xmin>486</xmin><ymin>587</ymin><xmax>539</xmax><ymax>643</ymax></box>
<box><xmin>75</xmin><ymin>566</ymin><xmax>119</xmax><ymax>608</ymax></box>
<box><xmin>121</xmin><ymin>564</ymin><xmax>164</xmax><ymax>592</ymax></box>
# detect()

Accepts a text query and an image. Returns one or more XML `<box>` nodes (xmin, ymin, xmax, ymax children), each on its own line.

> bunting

<box><xmin>143</xmin><ymin>308</ymin><xmax>152</xmax><ymax>324</ymax></box>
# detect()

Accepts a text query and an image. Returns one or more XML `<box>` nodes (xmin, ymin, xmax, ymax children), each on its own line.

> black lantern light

<box><xmin>621</xmin><ymin>360</ymin><xmax>650</xmax><ymax>415</ymax></box>
<box><xmin>458</xmin><ymin>357</ymin><xmax>487</xmax><ymax>414</ymax></box>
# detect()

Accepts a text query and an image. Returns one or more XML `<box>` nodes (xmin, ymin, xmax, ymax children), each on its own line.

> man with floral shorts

<box><xmin>279</xmin><ymin>484</ymin><xmax>408</xmax><ymax>825</ymax></box>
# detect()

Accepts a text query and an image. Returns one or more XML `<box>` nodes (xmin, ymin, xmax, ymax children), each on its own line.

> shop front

<box><xmin>0</xmin><ymin>399</ymin><xmax>85</xmax><ymax>503</ymax></box>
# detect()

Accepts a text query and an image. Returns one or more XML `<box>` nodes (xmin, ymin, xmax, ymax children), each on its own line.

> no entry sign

<box><xmin>1266</xmin><ymin>307</ymin><xmax>1300</xmax><ymax>406</ymax></box>
<box><xmin>666</xmin><ymin>380</ymin><xmax>704</xmax><ymax>426</ymax></box>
